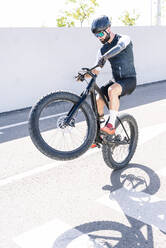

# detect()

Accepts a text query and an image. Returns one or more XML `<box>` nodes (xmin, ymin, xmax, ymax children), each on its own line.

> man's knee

<box><xmin>108</xmin><ymin>83</ymin><xmax>122</xmax><ymax>98</ymax></box>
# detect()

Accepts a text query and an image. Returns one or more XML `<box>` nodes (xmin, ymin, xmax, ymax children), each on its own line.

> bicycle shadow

<box><xmin>104</xmin><ymin>163</ymin><xmax>166</xmax><ymax>233</ymax></box>
<box><xmin>53</xmin><ymin>220</ymin><xmax>153</xmax><ymax>248</ymax></box>
<box><xmin>52</xmin><ymin>163</ymin><xmax>161</xmax><ymax>248</ymax></box>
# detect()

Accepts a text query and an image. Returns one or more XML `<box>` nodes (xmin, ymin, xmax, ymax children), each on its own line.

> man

<box><xmin>79</xmin><ymin>15</ymin><xmax>137</xmax><ymax>148</ymax></box>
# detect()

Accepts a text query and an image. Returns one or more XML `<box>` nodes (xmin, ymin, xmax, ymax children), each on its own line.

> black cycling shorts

<box><xmin>100</xmin><ymin>77</ymin><xmax>137</xmax><ymax>101</ymax></box>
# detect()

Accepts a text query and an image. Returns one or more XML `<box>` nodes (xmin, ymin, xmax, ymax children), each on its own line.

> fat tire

<box><xmin>29</xmin><ymin>91</ymin><xmax>97</xmax><ymax>160</ymax></box>
<box><xmin>102</xmin><ymin>113</ymin><xmax>138</xmax><ymax>170</ymax></box>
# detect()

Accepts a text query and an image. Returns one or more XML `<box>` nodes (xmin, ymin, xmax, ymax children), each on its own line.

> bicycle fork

<box><xmin>64</xmin><ymin>77</ymin><xmax>96</xmax><ymax>126</ymax></box>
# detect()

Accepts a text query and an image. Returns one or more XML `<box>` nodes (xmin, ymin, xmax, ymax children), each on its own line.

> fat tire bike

<box><xmin>28</xmin><ymin>64</ymin><xmax>138</xmax><ymax>170</ymax></box>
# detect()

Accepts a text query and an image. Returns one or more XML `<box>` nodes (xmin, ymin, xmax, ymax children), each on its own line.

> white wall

<box><xmin>0</xmin><ymin>26</ymin><xmax>166</xmax><ymax>113</ymax></box>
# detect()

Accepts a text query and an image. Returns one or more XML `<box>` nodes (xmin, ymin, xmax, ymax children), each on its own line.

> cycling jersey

<box><xmin>96</xmin><ymin>34</ymin><xmax>136</xmax><ymax>81</ymax></box>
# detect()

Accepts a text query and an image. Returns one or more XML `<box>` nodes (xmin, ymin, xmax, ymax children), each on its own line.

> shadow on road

<box><xmin>105</xmin><ymin>163</ymin><xmax>166</xmax><ymax>233</ymax></box>
<box><xmin>52</xmin><ymin>163</ymin><xmax>165</xmax><ymax>248</ymax></box>
<box><xmin>53</xmin><ymin>220</ymin><xmax>153</xmax><ymax>248</ymax></box>
<box><xmin>0</xmin><ymin>81</ymin><xmax>166</xmax><ymax>144</ymax></box>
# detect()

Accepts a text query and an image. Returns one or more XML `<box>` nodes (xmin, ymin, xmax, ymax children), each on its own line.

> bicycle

<box><xmin>28</xmin><ymin>64</ymin><xmax>138</xmax><ymax>170</ymax></box>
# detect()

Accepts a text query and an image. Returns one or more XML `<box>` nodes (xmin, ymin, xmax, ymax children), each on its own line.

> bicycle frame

<box><xmin>65</xmin><ymin>74</ymin><xmax>108</xmax><ymax>143</ymax></box>
<box><xmin>65</xmin><ymin>67</ymin><xmax>130</xmax><ymax>145</ymax></box>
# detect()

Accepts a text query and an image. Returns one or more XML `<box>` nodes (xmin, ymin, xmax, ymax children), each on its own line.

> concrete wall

<box><xmin>0</xmin><ymin>26</ymin><xmax>166</xmax><ymax>113</ymax></box>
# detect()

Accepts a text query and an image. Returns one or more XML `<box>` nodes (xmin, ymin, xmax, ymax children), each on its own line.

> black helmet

<box><xmin>91</xmin><ymin>15</ymin><xmax>111</xmax><ymax>34</ymax></box>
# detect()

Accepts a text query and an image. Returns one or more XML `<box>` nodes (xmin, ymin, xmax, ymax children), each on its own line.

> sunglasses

<box><xmin>95</xmin><ymin>31</ymin><xmax>105</xmax><ymax>38</ymax></box>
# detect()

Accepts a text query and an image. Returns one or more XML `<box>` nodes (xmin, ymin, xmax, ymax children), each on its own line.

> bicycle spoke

<box><xmin>112</xmin><ymin>121</ymin><xmax>131</xmax><ymax>163</ymax></box>
<box><xmin>38</xmin><ymin>99</ymin><xmax>89</xmax><ymax>153</ymax></box>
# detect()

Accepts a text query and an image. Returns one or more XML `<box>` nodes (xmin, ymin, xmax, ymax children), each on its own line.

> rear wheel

<box><xmin>102</xmin><ymin>113</ymin><xmax>138</xmax><ymax>170</ymax></box>
<box><xmin>29</xmin><ymin>91</ymin><xmax>97</xmax><ymax>160</ymax></box>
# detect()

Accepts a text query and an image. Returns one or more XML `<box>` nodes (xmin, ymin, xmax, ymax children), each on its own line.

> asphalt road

<box><xmin>0</xmin><ymin>81</ymin><xmax>166</xmax><ymax>248</ymax></box>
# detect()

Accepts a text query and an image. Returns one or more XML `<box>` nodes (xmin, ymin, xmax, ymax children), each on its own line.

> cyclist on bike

<box><xmin>77</xmin><ymin>15</ymin><xmax>137</xmax><ymax>148</ymax></box>
<box><xmin>91</xmin><ymin>15</ymin><xmax>137</xmax><ymax>146</ymax></box>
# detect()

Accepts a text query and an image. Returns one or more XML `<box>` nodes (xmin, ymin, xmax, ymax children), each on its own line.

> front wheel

<box><xmin>29</xmin><ymin>91</ymin><xmax>97</xmax><ymax>160</ymax></box>
<box><xmin>102</xmin><ymin>113</ymin><xmax>138</xmax><ymax>170</ymax></box>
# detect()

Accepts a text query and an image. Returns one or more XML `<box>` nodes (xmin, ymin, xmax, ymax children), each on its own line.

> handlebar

<box><xmin>82</xmin><ymin>64</ymin><xmax>100</xmax><ymax>72</ymax></box>
<box><xmin>88</xmin><ymin>64</ymin><xmax>100</xmax><ymax>71</ymax></box>
<box><xmin>75</xmin><ymin>64</ymin><xmax>100</xmax><ymax>81</ymax></box>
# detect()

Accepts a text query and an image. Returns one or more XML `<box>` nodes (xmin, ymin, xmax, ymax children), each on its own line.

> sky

<box><xmin>0</xmin><ymin>0</ymin><xmax>165</xmax><ymax>27</ymax></box>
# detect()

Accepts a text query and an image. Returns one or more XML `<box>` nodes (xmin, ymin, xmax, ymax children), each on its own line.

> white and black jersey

<box><xmin>96</xmin><ymin>34</ymin><xmax>136</xmax><ymax>81</ymax></box>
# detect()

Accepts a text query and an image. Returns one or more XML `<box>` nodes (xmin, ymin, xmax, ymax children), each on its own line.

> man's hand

<box><xmin>97</xmin><ymin>56</ymin><xmax>107</xmax><ymax>68</ymax></box>
<box><xmin>75</xmin><ymin>71</ymin><xmax>85</xmax><ymax>82</ymax></box>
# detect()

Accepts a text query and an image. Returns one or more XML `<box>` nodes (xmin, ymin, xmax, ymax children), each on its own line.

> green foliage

<box><xmin>56</xmin><ymin>16</ymin><xmax>75</xmax><ymax>27</ymax></box>
<box><xmin>56</xmin><ymin>0</ymin><xmax>99</xmax><ymax>27</ymax></box>
<box><xmin>119</xmin><ymin>10</ymin><xmax>140</xmax><ymax>26</ymax></box>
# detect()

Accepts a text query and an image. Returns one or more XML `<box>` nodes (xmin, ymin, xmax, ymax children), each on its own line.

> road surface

<box><xmin>0</xmin><ymin>81</ymin><xmax>166</xmax><ymax>248</ymax></box>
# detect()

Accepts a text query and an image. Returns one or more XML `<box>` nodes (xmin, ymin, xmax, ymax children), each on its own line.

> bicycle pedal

<box><xmin>100</xmin><ymin>131</ymin><xmax>115</xmax><ymax>138</ymax></box>
<box><xmin>100</xmin><ymin>130</ymin><xmax>108</xmax><ymax>136</ymax></box>
<box><xmin>101</xmin><ymin>134</ymin><xmax>114</xmax><ymax>144</ymax></box>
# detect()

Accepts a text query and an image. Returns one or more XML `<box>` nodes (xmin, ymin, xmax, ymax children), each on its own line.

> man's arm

<box><xmin>85</xmin><ymin>68</ymin><xmax>100</xmax><ymax>78</ymax></box>
<box><xmin>103</xmin><ymin>35</ymin><xmax>131</xmax><ymax>60</ymax></box>
<box><xmin>76</xmin><ymin>68</ymin><xmax>100</xmax><ymax>81</ymax></box>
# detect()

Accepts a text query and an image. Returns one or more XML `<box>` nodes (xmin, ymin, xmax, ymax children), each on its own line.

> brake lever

<box><xmin>75</xmin><ymin>73</ymin><xmax>84</xmax><ymax>82</ymax></box>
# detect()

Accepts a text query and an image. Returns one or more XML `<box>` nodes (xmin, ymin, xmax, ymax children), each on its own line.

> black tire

<box><xmin>102</xmin><ymin>113</ymin><xmax>138</xmax><ymax>170</ymax></box>
<box><xmin>29</xmin><ymin>91</ymin><xmax>97</xmax><ymax>160</ymax></box>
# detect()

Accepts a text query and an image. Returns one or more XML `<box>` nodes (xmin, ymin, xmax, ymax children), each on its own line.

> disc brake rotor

<box><xmin>57</xmin><ymin>116</ymin><xmax>75</xmax><ymax>129</ymax></box>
